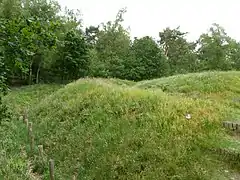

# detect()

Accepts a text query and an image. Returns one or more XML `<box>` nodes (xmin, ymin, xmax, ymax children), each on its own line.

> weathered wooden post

<box><xmin>23</xmin><ymin>109</ymin><xmax>27</xmax><ymax>121</ymax></box>
<box><xmin>49</xmin><ymin>159</ymin><xmax>55</xmax><ymax>180</ymax></box>
<box><xmin>25</xmin><ymin>118</ymin><xmax>29</xmax><ymax>127</ymax></box>
<box><xmin>38</xmin><ymin>145</ymin><xmax>44</xmax><ymax>161</ymax></box>
<box><xmin>28</xmin><ymin>122</ymin><xmax>34</xmax><ymax>153</ymax></box>
<box><xmin>72</xmin><ymin>175</ymin><xmax>76</xmax><ymax>180</ymax></box>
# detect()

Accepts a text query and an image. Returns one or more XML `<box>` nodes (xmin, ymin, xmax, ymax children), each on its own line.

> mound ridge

<box><xmin>135</xmin><ymin>71</ymin><xmax>240</xmax><ymax>94</ymax></box>
<box><xmin>29</xmin><ymin>78</ymin><xmax>229</xmax><ymax>179</ymax></box>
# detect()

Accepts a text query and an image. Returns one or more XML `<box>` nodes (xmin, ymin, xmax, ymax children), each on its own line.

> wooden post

<box><xmin>28</xmin><ymin>122</ymin><xmax>34</xmax><ymax>153</ymax></box>
<box><xmin>228</xmin><ymin>123</ymin><xmax>231</xmax><ymax>129</ymax></box>
<box><xmin>23</xmin><ymin>109</ymin><xmax>27</xmax><ymax>121</ymax></box>
<box><xmin>30</xmin><ymin>134</ymin><xmax>34</xmax><ymax>153</ymax></box>
<box><xmin>72</xmin><ymin>175</ymin><xmax>76</xmax><ymax>180</ymax></box>
<box><xmin>38</xmin><ymin>145</ymin><xmax>43</xmax><ymax>155</ymax></box>
<box><xmin>24</xmin><ymin>118</ymin><xmax>29</xmax><ymax>127</ymax></box>
<box><xmin>28</xmin><ymin>122</ymin><xmax>32</xmax><ymax>137</ymax></box>
<box><xmin>49</xmin><ymin>159</ymin><xmax>55</xmax><ymax>180</ymax></box>
<box><xmin>38</xmin><ymin>145</ymin><xmax>44</xmax><ymax>160</ymax></box>
<box><xmin>19</xmin><ymin>115</ymin><xmax>24</xmax><ymax>122</ymax></box>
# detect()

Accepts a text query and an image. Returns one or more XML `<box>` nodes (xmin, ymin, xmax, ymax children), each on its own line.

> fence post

<box><xmin>38</xmin><ymin>145</ymin><xmax>44</xmax><ymax>161</ymax></box>
<box><xmin>72</xmin><ymin>175</ymin><xmax>76</xmax><ymax>180</ymax></box>
<box><xmin>23</xmin><ymin>109</ymin><xmax>27</xmax><ymax>120</ymax></box>
<box><xmin>49</xmin><ymin>159</ymin><xmax>55</xmax><ymax>180</ymax></box>
<box><xmin>28</xmin><ymin>122</ymin><xmax>34</xmax><ymax>153</ymax></box>
<box><xmin>25</xmin><ymin>118</ymin><xmax>29</xmax><ymax>127</ymax></box>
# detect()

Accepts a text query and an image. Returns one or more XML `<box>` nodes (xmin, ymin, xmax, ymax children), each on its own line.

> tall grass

<box><xmin>0</xmin><ymin>84</ymin><xmax>62</xmax><ymax>179</ymax></box>
<box><xmin>29</xmin><ymin>79</ymin><xmax>230</xmax><ymax>179</ymax></box>
<box><xmin>2</xmin><ymin>71</ymin><xmax>240</xmax><ymax>179</ymax></box>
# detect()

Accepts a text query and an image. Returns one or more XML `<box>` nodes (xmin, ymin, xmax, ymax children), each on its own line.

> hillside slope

<box><xmin>1</xmin><ymin>71</ymin><xmax>240</xmax><ymax>179</ymax></box>
<box><xmin>29</xmin><ymin>76</ymin><xmax>235</xmax><ymax>179</ymax></box>
<box><xmin>136</xmin><ymin>71</ymin><xmax>240</xmax><ymax>120</ymax></box>
<box><xmin>135</xmin><ymin>71</ymin><xmax>240</xmax><ymax>93</ymax></box>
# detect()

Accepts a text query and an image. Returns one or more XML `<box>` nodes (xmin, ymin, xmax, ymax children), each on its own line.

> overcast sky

<box><xmin>58</xmin><ymin>0</ymin><xmax>239</xmax><ymax>41</ymax></box>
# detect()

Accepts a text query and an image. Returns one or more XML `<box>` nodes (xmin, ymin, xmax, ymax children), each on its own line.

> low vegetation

<box><xmin>1</xmin><ymin>84</ymin><xmax>61</xmax><ymax>179</ymax></box>
<box><xmin>1</xmin><ymin>71</ymin><xmax>240</xmax><ymax>179</ymax></box>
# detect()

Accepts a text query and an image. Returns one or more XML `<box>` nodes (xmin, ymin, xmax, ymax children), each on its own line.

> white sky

<box><xmin>57</xmin><ymin>0</ymin><xmax>239</xmax><ymax>41</ymax></box>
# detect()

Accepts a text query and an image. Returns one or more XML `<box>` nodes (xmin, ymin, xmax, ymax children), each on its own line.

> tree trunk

<box><xmin>36</xmin><ymin>62</ymin><xmax>41</xmax><ymax>84</ymax></box>
<box><xmin>28</xmin><ymin>62</ymin><xmax>33</xmax><ymax>85</ymax></box>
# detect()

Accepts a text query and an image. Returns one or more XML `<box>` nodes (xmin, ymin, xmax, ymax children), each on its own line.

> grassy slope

<box><xmin>136</xmin><ymin>71</ymin><xmax>240</xmax><ymax>118</ymax></box>
<box><xmin>5</xmin><ymin>84</ymin><xmax>62</xmax><ymax>116</ymax></box>
<box><xmin>136</xmin><ymin>71</ymin><xmax>240</xmax><ymax>154</ymax></box>
<box><xmin>0</xmin><ymin>84</ymin><xmax>62</xmax><ymax>180</ymax></box>
<box><xmin>1</xmin><ymin>71</ymin><xmax>240</xmax><ymax>179</ymax></box>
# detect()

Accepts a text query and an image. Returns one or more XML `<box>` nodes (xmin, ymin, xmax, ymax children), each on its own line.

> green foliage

<box><xmin>1</xmin><ymin>3</ymin><xmax>240</xmax><ymax>84</ymax></box>
<box><xmin>54</xmin><ymin>30</ymin><xmax>89</xmax><ymax>81</ymax></box>
<box><xmin>0</xmin><ymin>0</ymin><xmax>60</xmax><ymax>85</ymax></box>
<box><xmin>135</xmin><ymin>71</ymin><xmax>240</xmax><ymax>94</ymax></box>
<box><xmin>85</xmin><ymin>25</ymin><xmax>99</xmax><ymax>47</ymax></box>
<box><xmin>3</xmin><ymin>84</ymin><xmax>62</xmax><ymax>116</ymax></box>
<box><xmin>124</xmin><ymin>36</ymin><xmax>169</xmax><ymax>81</ymax></box>
<box><xmin>198</xmin><ymin>23</ymin><xmax>240</xmax><ymax>71</ymax></box>
<box><xmin>90</xmin><ymin>8</ymin><xmax>131</xmax><ymax>78</ymax></box>
<box><xmin>159</xmin><ymin>27</ymin><xmax>198</xmax><ymax>74</ymax></box>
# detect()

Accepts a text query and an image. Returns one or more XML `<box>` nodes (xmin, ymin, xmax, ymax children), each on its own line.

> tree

<box><xmin>2</xmin><ymin>16</ymin><xmax>58</xmax><ymax>84</ymax></box>
<box><xmin>92</xmin><ymin>8</ymin><xmax>131</xmax><ymax>78</ymax></box>
<box><xmin>124</xmin><ymin>36</ymin><xmax>169</xmax><ymax>81</ymax></box>
<box><xmin>0</xmin><ymin>0</ymin><xmax>61</xmax><ymax>84</ymax></box>
<box><xmin>159</xmin><ymin>27</ymin><xmax>198</xmax><ymax>74</ymax></box>
<box><xmin>21</xmin><ymin>0</ymin><xmax>61</xmax><ymax>84</ymax></box>
<box><xmin>197</xmin><ymin>23</ymin><xmax>236</xmax><ymax>71</ymax></box>
<box><xmin>1</xmin><ymin>2</ymin><xmax>240</xmax><ymax>87</ymax></box>
<box><xmin>85</xmin><ymin>25</ymin><xmax>99</xmax><ymax>47</ymax></box>
<box><xmin>0</xmin><ymin>65</ymin><xmax>8</xmax><ymax>123</ymax></box>
<box><xmin>54</xmin><ymin>30</ymin><xmax>89</xmax><ymax>81</ymax></box>
<box><xmin>228</xmin><ymin>41</ymin><xmax>240</xmax><ymax>70</ymax></box>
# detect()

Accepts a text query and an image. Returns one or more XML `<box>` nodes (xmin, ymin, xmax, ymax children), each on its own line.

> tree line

<box><xmin>1</xmin><ymin>0</ymin><xmax>240</xmax><ymax>87</ymax></box>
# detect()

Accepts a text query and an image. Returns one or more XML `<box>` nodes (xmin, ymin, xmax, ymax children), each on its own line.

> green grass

<box><xmin>4</xmin><ymin>84</ymin><xmax>62</xmax><ymax>116</ymax></box>
<box><xmin>135</xmin><ymin>71</ymin><xmax>240</xmax><ymax>121</ymax></box>
<box><xmin>1</xmin><ymin>71</ymin><xmax>240</xmax><ymax>179</ymax></box>
<box><xmin>135</xmin><ymin>71</ymin><xmax>240</xmax><ymax>93</ymax></box>
<box><xmin>0</xmin><ymin>84</ymin><xmax>62</xmax><ymax>180</ymax></box>
<box><xmin>0</xmin><ymin>120</ymin><xmax>29</xmax><ymax>180</ymax></box>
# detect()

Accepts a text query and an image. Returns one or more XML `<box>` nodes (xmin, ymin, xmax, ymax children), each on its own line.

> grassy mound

<box><xmin>2</xmin><ymin>71</ymin><xmax>240</xmax><ymax>179</ymax></box>
<box><xmin>136</xmin><ymin>71</ymin><xmax>240</xmax><ymax>120</ymax></box>
<box><xmin>28</xmin><ymin>78</ymin><xmax>231</xmax><ymax>179</ymax></box>
<box><xmin>135</xmin><ymin>71</ymin><xmax>240</xmax><ymax>93</ymax></box>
